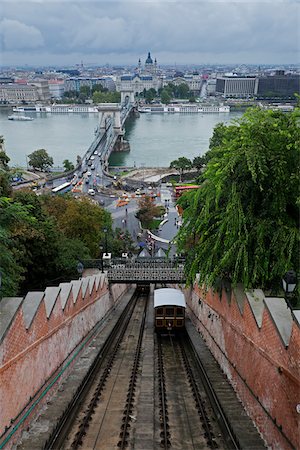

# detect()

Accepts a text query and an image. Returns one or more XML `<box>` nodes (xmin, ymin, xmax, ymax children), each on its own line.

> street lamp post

<box><xmin>103</xmin><ymin>228</ymin><xmax>108</xmax><ymax>254</ymax></box>
<box><xmin>99</xmin><ymin>244</ymin><xmax>104</xmax><ymax>273</ymax></box>
<box><xmin>282</xmin><ymin>270</ymin><xmax>297</xmax><ymax>310</ymax></box>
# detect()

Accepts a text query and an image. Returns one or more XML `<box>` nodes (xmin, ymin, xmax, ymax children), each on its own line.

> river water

<box><xmin>0</xmin><ymin>108</ymin><xmax>243</xmax><ymax>168</ymax></box>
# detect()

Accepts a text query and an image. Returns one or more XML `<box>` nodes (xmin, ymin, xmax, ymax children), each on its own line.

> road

<box><xmin>105</xmin><ymin>183</ymin><xmax>180</xmax><ymax>256</ymax></box>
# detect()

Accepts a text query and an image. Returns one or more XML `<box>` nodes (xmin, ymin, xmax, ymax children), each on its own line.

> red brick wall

<box><xmin>187</xmin><ymin>285</ymin><xmax>300</xmax><ymax>450</ymax></box>
<box><xmin>0</xmin><ymin>277</ymin><xmax>129</xmax><ymax>441</ymax></box>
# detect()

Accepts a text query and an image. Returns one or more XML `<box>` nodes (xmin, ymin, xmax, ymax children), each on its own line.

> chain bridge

<box><xmin>82</xmin><ymin>258</ymin><xmax>186</xmax><ymax>284</ymax></box>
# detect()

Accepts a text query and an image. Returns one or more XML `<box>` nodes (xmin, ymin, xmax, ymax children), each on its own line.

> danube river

<box><xmin>0</xmin><ymin>108</ymin><xmax>243</xmax><ymax>168</ymax></box>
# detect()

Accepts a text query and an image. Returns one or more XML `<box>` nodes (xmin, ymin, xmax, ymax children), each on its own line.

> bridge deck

<box><xmin>82</xmin><ymin>258</ymin><xmax>186</xmax><ymax>284</ymax></box>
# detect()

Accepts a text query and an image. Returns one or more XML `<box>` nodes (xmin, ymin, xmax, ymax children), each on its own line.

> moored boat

<box><xmin>138</xmin><ymin>103</ymin><xmax>230</xmax><ymax>113</ymax></box>
<box><xmin>8</xmin><ymin>114</ymin><xmax>34</xmax><ymax>121</ymax></box>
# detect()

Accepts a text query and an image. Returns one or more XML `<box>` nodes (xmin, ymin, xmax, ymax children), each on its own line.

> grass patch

<box><xmin>142</xmin><ymin>218</ymin><xmax>161</xmax><ymax>230</ymax></box>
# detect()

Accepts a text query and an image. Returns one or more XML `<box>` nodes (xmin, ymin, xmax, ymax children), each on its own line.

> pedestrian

<box><xmin>125</xmin><ymin>208</ymin><xmax>128</xmax><ymax>215</ymax></box>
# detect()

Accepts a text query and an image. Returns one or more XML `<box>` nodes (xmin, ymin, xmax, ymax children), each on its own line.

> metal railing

<box><xmin>81</xmin><ymin>258</ymin><xmax>186</xmax><ymax>283</ymax></box>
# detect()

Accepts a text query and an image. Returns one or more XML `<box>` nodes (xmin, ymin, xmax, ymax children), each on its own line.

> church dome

<box><xmin>145</xmin><ymin>52</ymin><xmax>153</xmax><ymax>64</ymax></box>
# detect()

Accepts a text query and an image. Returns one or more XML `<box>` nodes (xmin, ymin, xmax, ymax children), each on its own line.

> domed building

<box><xmin>144</xmin><ymin>52</ymin><xmax>157</xmax><ymax>75</ymax></box>
<box><xmin>116</xmin><ymin>51</ymin><xmax>162</xmax><ymax>96</ymax></box>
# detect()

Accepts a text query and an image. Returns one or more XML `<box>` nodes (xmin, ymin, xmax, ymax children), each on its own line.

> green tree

<box><xmin>0</xmin><ymin>150</ymin><xmax>10</xmax><ymax>170</ymax></box>
<box><xmin>92</xmin><ymin>91</ymin><xmax>120</xmax><ymax>103</ymax></box>
<box><xmin>28</xmin><ymin>149</ymin><xmax>54</xmax><ymax>171</ymax></box>
<box><xmin>136</xmin><ymin>196</ymin><xmax>164</xmax><ymax>229</ymax></box>
<box><xmin>170</xmin><ymin>157</ymin><xmax>192</xmax><ymax>182</ymax></box>
<box><xmin>42</xmin><ymin>195</ymin><xmax>111</xmax><ymax>257</ymax></box>
<box><xmin>63</xmin><ymin>159</ymin><xmax>75</xmax><ymax>172</ymax></box>
<box><xmin>161</xmin><ymin>89</ymin><xmax>172</xmax><ymax>105</ymax></box>
<box><xmin>0</xmin><ymin>196</ymin><xmax>38</xmax><ymax>295</ymax></box>
<box><xmin>80</xmin><ymin>85</ymin><xmax>91</xmax><ymax>97</ymax></box>
<box><xmin>92</xmin><ymin>84</ymin><xmax>106</xmax><ymax>93</ymax></box>
<box><xmin>145</xmin><ymin>88</ymin><xmax>157</xmax><ymax>104</ymax></box>
<box><xmin>176</xmin><ymin>83</ymin><xmax>190</xmax><ymax>98</ymax></box>
<box><xmin>63</xmin><ymin>90</ymin><xmax>79</xmax><ymax>99</ymax></box>
<box><xmin>0</xmin><ymin>138</ymin><xmax>11</xmax><ymax>196</ymax></box>
<box><xmin>192</xmin><ymin>156</ymin><xmax>205</xmax><ymax>171</ymax></box>
<box><xmin>177</xmin><ymin>108</ymin><xmax>300</xmax><ymax>291</ymax></box>
<box><xmin>110</xmin><ymin>228</ymin><xmax>136</xmax><ymax>256</ymax></box>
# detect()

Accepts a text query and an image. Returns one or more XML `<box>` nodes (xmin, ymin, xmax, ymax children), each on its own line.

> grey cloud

<box><xmin>1</xmin><ymin>1</ymin><xmax>299</xmax><ymax>65</ymax></box>
<box><xmin>0</xmin><ymin>18</ymin><xmax>44</xmax><ymax>50</ymax></box>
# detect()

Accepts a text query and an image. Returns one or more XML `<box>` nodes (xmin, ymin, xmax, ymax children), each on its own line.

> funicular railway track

<box><xmin>44</xmin><ymin>288</ymin><xmax>148</xmax><ymax>450</ymax></box>
<box><xmin>156</xmin><ymin>331</ymin><xmax>239</xmax><ymax>450</ymax></box>
<box><xmin>42</xmin><ymin>285</ymin><xmax>259</xmax><ymax>450</ymax></box>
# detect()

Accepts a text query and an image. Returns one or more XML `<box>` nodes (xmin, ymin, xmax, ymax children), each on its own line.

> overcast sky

<box><xmin>0</xmin><ymin>0</ymin><xmax>299</xmax><ymax>67</ymax></box>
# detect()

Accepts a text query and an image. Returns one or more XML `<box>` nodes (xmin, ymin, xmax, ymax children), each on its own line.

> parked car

<box><xmin>90</xmin><ymin>156</ymin><xmax>95</xmax><ymax>160</ymax></box>
<box><xmin>91</xmin><ymin>164</ymin><xmax>95</xmax><ymax>170</ymax></box>
<box><xmin>88</xmin><ymin>189</ymin><xmax>95</xmax><ymax>196</ymax></box>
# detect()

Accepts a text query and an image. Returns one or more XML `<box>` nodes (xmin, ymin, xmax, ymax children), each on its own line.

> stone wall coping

<box><xmin>194</xmin><ymin>281</ymin><xmax>299</xmax><ymax>346</ymax></box>
<box><xmin>22</xmin><ymin>292</ymin><xmax>45</xmax><ymax>329</ymax></box>
<box><xmin>88</xmin><ymin>275</ymin><xmax>95</xmax><ymax>294</ymax></box>
<box><xmin>81</xmin><ymin>277</ymin><xmax>89</xmax><ymax>298</ymax></box>
<box><xmin>0</xmin><ymin>273</ymin><xmax>105</xmax><ymax>341</ymax></box>
<box><xmin>233</xmin><ymin>283</ymin><xmax>246</xmax><ymax>314</ymax></box>
<box><xmin>264</xmin><ymin>297</ymin><xmax>293</xmax><ymax>347</ymax></box>
<box><xmin>58</xmin><ymin>282</ymin><xmax>72</xmax><ymax>310</ymax></box>
<box><xmin>294</xmin><ymin>310</ymin><xmax>300</xmax><ymax>326</ymax></box>
<box><xmin>245</xmin><ymin>288</ymin><xmax>265</xmax><ymax>328</ymax></box>
<box><xmin>44</xmin><ymin>286</ymin><xmax>61</xmax><ymax>318</ymax></box>
<box><xmin>71</xmin><ymin>280</ymin><xmax>82</xmax><ymax>303</ymax></box>
<box><xmin>0</xmin><ymin>297</ymin><xmax>23</xmax><ymax>344</ymax></box>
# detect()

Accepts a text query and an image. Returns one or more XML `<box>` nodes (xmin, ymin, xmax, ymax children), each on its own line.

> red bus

<box><xmin>175</xmin><ymin>185</ymin><xmax>200</xmax><ymax>198</ymax></box>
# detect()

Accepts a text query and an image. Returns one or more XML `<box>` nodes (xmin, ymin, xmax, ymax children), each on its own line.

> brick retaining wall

<box><xmin>0</xmin><ymin>273</ymin><xmax>130</xmax><ymax>441</ymax></box>
<box><xmin>187</xmin><ymin>284</ymin><xmax>300</xmax><ymax>449</ymax></box>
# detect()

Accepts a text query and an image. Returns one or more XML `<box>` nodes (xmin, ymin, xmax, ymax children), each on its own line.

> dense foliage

<box><xmin>0</xmin><ymin>188</ymin><xmax>134</xmax><ymax>296</ymax></box>
<box><xmin>61</xmin><ymin>86</ymin><xmax>121</xmax><ymax>104</ymax></box>
<box><xmin>136</xmin><ymin>196</ymin><xmax>165</xmax><ymax>229</ymax></box>
<box><xmin>177</xmin><ymin>108</ymin><xmax>300</xmax><ymax>291</ymax></box>
<box><xmin>28</xmin><ymin>149</ymin><xmax>54</xmax><ymax>171</ymax></box>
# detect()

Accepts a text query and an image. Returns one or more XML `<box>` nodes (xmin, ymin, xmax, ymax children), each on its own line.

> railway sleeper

<box><xmin>160</xmin><ymin>438</ymin><xmax>171</xmax><ymax>448</ymax></box>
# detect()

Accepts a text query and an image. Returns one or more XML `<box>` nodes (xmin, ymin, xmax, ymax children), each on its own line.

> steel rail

<box><xmin>118</xmin><ymin>294</ymin><xmax>149</xmax><ymax>448</ymax></box>
<box><xmin>178</xmin><ymin>337</ymin><xmax>217</xmax><ymax>448</ymax></box>
<box><xmin>157</xmin><ymin>334</ymin><xmax>171</xmax><ymax>449</ymax></box>
<box><xmin>44</xmin><ymin>290</ymin><xmax>139</xmax><ymax>450</ymax></box>
<box><xmin>182</xmin><ymin>332</ymin><xmax>240</xmax><ymax>450</ymax></box>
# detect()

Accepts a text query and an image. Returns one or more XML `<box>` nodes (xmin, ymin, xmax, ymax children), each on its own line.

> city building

<box><xmin>29</xmin><ymin>80</ymin><xmax>51</xmax><ymax>101</ymax></box>
<box><xmin>64</xmin><ymin>77</ymin><xmax>116</xmax><ymax>92</ymax></box>
<box><xmin>48</xmin><ymin>80</ymin><xmax>65</xmax><ymax>99</ymax></box>
<box><xmin>163</xmin><ymin>73</ymin><xmax>202</xmax><ymax>94</ymax></box>
<box><xmin>206</xmin><ymin>79</ymin><xmax>217</xmax><ymax>96</ymax></box>
<box><xmin>0</xmin><ymin>79</ymin><xmax>51</xmax><ymax>103</ymax></box>
<box><xmin>216</xmin><ymin>76</ymin><xmax>257</xmax><ymax>98</ymax></box>
<box><xmin>256</xmin><ymin>72</ymin><xmax>300</xmax><ymax>99</ymax></box>
<box><xmin>116</xmin><ymin>52</ymin><xmax>163</xmax><ymax>94</ymax></box>
<box><xmin>0</xmin><ymin>83</ymin><xmax>39</xmax><ymax>103</ymax></box>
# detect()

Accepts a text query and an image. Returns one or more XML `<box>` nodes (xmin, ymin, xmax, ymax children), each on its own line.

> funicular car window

<box><xmin>176</xmin><ymin>308</ymin><xmax>184</xmax><ymax>317</ymax></box>
<box><xmin>156</xmin><ymin>308</ymin><xmax>164</xmax><ymax>315</ymax></box>
<box><xmin>166</xmin><ymin>307</ymin><xmax>174</xmax><ymax>316</ymax></box>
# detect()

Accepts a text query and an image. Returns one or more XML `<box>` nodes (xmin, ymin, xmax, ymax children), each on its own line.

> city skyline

<box><xmin>0</xmin><ymin>0</ymin><xmax>299</xmax><ymax>67</ymax></box>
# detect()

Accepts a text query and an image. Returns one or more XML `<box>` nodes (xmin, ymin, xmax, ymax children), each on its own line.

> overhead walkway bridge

<box><xmin>82</xmin><ymin>258</ymin><xmax>186</xmax><ymax>284</ymax></box>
